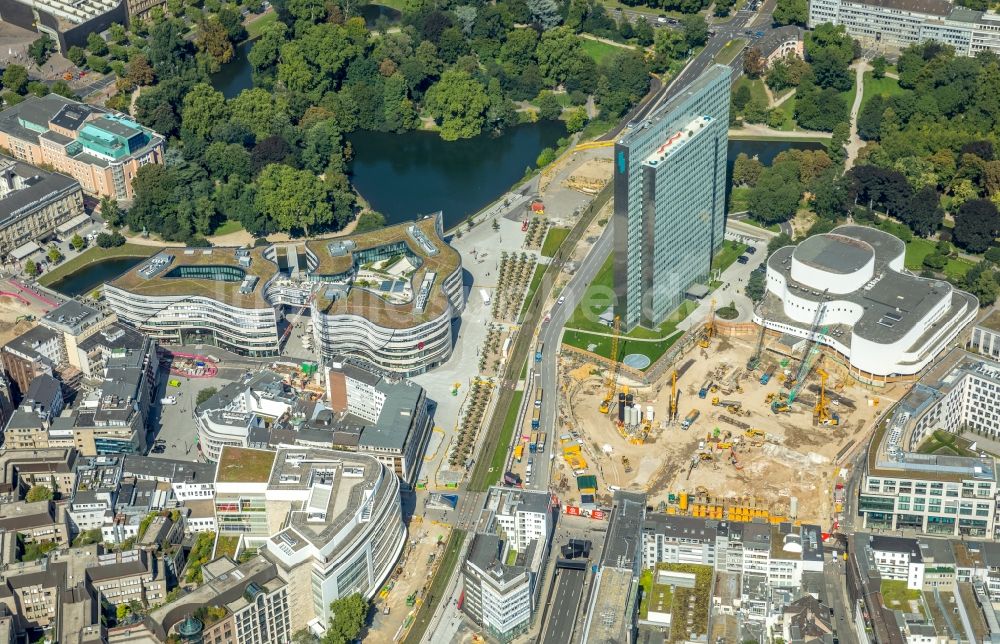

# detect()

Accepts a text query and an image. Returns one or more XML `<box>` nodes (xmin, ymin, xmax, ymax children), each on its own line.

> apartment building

<box><xmin>613</xmin><ymin>66</ymin><xmax>730</xmax><ymax>330</ymax></box>
<box><xmin>461</xmin><ymin>488</ymin><xmax>554</xmax><ymax>643</ymax></box>
<box><xmin>0</xmin><ymin>155</ymin><xmax>84</xmax><ymax>261</ymax></box>
<box><xmin>968</xmin><ymin>308</ymin><xmax>1000</xmax><ymax>361</ymax></box>
<box><xmin>86</xmin><ymin>549</ymin><xmax>168</xmax><ymax>607</ymax></box>
<box><xmin>0</xmin><ymin>500</ymin><xmax>69</xmax><ymax>549</ymax></box>
<box><xmin>583</xmin><ymin>491</ymin><xmax>647</xmax><ymax>644</ymax></box>
<box><xmin>0</xmin><ymin>95</ymin><xmax>163</xmax><ymax>199</ymax></box>
<box><xmin>0</xmin><ymin>448</ymin><xmax>78</xmax><ymax>498</ymax></box>
<box><xmin>122</xmin><ymin>455</ymin><xmax>216</xmax><ymax>502</ymax></box>
<box><xmin>808</xmin><ymin>0</ymin><xmax>1000</xmax><ymax>57</ymax></box>
<box><xmin>1</xmin><ymin>325</ymin><xmax>63</xmax><ymax>400</ymax></box>
<box><xmin>142</xmin><ymin>556</ymin><xmax>291</xmax><ymax>644</ymax></box>
<box><xmin>859</xmin><ymin>350</ymin><xmax>1000</xmax><ymax>537</ymax></box>
<box><xmin>2</xmin><ymin>374</ymin><xmax>63</xmax><ymax>450</ymax></box>
<box><xmin>641</xmin><ymin>514</ymin><xmax>826</xmax><ymax>589</ymax></box>
<box><xmin>238</xmin><ymin>448</ymin><xmax>407</xmax><ymax>628</ymax></box>
<box><xmin>864</xmin><ymin>535</ymin><xmax>926</xmax><ymax>590</ymax></box>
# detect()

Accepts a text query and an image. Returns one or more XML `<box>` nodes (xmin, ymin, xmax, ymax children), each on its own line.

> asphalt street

<box><xmin>540</xmin><ymin>568</ymin><xmax>586</xmax><ymax>644</ymax></box>
<box><xmin>531</xmin><ymin>219</ymin><xmax>616</xmax><ymax>493</ymax></box>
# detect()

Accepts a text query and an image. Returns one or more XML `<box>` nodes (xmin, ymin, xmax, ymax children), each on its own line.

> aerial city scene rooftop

<box><xmin>1</xmin><ymin>0</ymin><xmax>1000</xmax><ymax>642</ymax></box>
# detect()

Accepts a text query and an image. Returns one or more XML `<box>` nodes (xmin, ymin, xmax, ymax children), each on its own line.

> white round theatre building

<box><xmin>754</xmin><ymin>225</ymin><xmax>978</xmax><ymax>382</ymax></box>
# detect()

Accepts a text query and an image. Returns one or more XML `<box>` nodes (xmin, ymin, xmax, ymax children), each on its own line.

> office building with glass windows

<box><xmin>613</xmin><ymin>65</ymin><xmax>731</xmax><ymax>331</ymax></box>
<box><xmin>859</xmin><ymin>349</ymin><xmax>1000</xmax><ymax>538</ymax></box>
<box><xmin>213</xmin><ymin>446</ymin><xmax>406</xmax><ymax>630</ymax></box>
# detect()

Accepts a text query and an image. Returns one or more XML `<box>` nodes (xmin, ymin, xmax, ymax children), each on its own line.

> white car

<box><xmin>657</xmin><ymin>16</ymin><xmax>667</xmax><ymax>23</ymax></box>
<box><xmin>160</xmin><ymin>396</ymin><xmax>177</xmax><ymax>405</ymax></box>
<box><xmin>557</xmin><ymin>296</ymin><xmax>566</xmax><ymax>305</ymax></box>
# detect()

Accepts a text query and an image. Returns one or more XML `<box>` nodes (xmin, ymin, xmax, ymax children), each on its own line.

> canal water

<box><xmin>46</xmin><ymin>256</ymin><xmax>149</xmax><ymax>297</ymax></box>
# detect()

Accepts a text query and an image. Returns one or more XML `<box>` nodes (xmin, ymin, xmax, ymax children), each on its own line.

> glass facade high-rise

<box><xmin>613</xmin><ymin>65</ymin><xmax>731</xmax><ymax>331</ymax></box>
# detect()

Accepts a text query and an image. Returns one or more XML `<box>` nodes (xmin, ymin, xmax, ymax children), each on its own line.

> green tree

<box><xmin>732</xmin><ymin>153</ymin><xmax>763</xmax><ymax>187</ymax></box>
<box><xmin>748</xmin><ymin>167</ymin><xmax>802</xmax><ymax>224</ymax></box>
<box><xmin>25</xmin><ymin>485</ymin><xmax>53</xmax><ymax>503</ymax></box>
<box><xmin>424</xmin><ymin>70</ymin><xmax>490</xmax><ymax>141</ymax></box>
<box><xmin>248</xmin><ymin>20</ymin><xmax>288</xmax><ymax>72</ymax></box>
<box><xmin>229</xmin><ymin>88</ymin><xmax>289</xmax><ymax>139</ymax></box>
<box><xmin>681</xmin><ymin>15</ymin><xmax>708</xmax><ymax>49</ymax></box>
<box><xmin>382</xmin><ymin>72</ymin><xmax>419</xmax><ymax>133</ymax></box>
<box><xmin>28</xmin><ymin>35</ymin><xmax>55</xmax><ymax>65</ymax></box>
<box><xmin>634</xmin><ymin>19</ymin><xmax>654</xmax><ymax>47</ymax></box>
<box><xmin>181</xmin><ymin>83</ymin><xmax>229</xmax><ymax>141</ymax></box>
<box><xmin>322</xmin><ymin>594</ymin><xmax>367</xmax><ymax>644</ymax></box>
<box><xmin>953</xmin><ymin>198</ymin><xmax>1000</xmax><ymax>254</ymax></box>
<box><xmin>565</xmin><ymin>107</ymin><xmax>587</xmax><ymax>133</ymax></box>
<box><xmin>535</xmin><ymin>91</ymin><xmax>562</xmax><ymax>120</ymax></box>
<box><xmin>70</xmin><ymin>234</ymin><xmax>85</xmax><ymax>251</ymax></box>
<box><xmin>196</xmin><ymin>17</ymin><xmax>234</xmax><ymax>67</ymax></box>
<box><xmin>965</xmin><ymin>263</ymin><xmax>998</xmax><ymax>306</ymax></box>
<box><xmin>3</xmin><ymin>65</ymin><xmax>28</xmax><ymax>94</ymax></box>
<box><xmin>536</xmin><ymin>27</ymin><xmax>582</xmax><ymax>85</ymax></box>
<box><xmin>526</xmin><ymin>0</ymin><xmax>562</xmax><ymax>29</ymax></box>
<box><xmin>66</xmin><ymin>46</ymin><xmax>87</xmax><ymax>68</ymax></box>
<box><xmin>86</xmin><ymin>56</ymin><xmax>110</xmax><ymax>74</ymax></box>
<box><xmin>255</xmin><ymin>164</ymin><xmax>346</xmax><ymax>235</ymax></box>
<box><xmin>872</xmin><ymin>56</ymin><xmax>888</xmax><ymax>79</ymax></box>
<box><xmin>745</xmin><ymin>270</ymin><xmax>766</xmax><ymax>301</ymax></box>
<box><xmin>536</xmin><ymin>147</ymin><xmax>556</xmax><ymax>167</ymax></box>
<box><xmin>47</xmin><ymin>247</ymin><xmax>63</xmax><ymax>264</ymax></box>
<box><xmin>773</xmin><ymin>0</ymin><xmax>808</xmax><ymax>25</ymax></box>
<box><xmin>87</xmin><ymin>32</ymin><xmax>108</xmax><ymax>56</ymax></box>
<box><xmin>196</xmin><ymin>387</ymin><xmax>218</xmax><ymax>406</ymax></box>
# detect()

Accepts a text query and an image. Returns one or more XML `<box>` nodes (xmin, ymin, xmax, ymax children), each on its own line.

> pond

<box><xmin>347</xmin><ymin>121</ymin><xmax>568</xmax><ymax>230</ymax></box>
<box><xmin>211</xmin><ymin>39</ymin><xmax>255</xmax><ymax>99</ymax></box>
<box><xmin>726</xmin><ymin>138</ymin><xmax>825</xmax><ymax>178</ymax></box>
<box><xmin>46</xmin><ymin>256</ymin><xmax>149</xmax><ymax>297</ymax></box>
<box><xmin>357</xmin><ymin>3</ymin><xmax>402</xmax><ymax>26</ymax></box>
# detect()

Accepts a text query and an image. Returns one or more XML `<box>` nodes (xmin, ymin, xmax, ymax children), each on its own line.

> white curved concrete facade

<box><xmin>756</xmin><ymin>225</ymin><xmax>978</xmax><ymax>380</ymax></box>
<box><xmin>310</xmin><ymin>264</ymin><xmax>464</xmax><ymax>375</ymax></box>
<box><xmin>103</xmin><ymin>285</ymin><xmax>282</xmax><ymax>357</ymax></box>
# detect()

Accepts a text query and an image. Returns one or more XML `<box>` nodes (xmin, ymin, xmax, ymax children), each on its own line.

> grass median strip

<box><xmin>474</xmin><ymin>390</ymin><xmax>524</xmax><ymax>492</ymax></box>
<box><xmin>401</xmin><ymin>529</ymin><xmax>467</xmax><ymax>644</ymax></box>
<box><xmin>37</xmin><ymin>244</ymin><xmax>157</xmax><ymax>287</ymax></box>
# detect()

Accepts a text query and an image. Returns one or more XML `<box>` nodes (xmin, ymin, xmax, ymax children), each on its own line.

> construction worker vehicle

<box><xmin>599</xmin><ymin>316</ymin><xmax>622</xmax><ymax>414</ymax></box>
<box><xmin>681</xmin><ymin>410</ymin><xmax>700</xmax><ymax>430</ymax></box>
<box><xmin>698</xmin><ymin>453</ymin><xmax>714</xmax><ymax>461</ymax></box>
<box><xmin>745</xmin><ymin>428</ymin><xmax>765</xmax><ymax>439</ymax></box>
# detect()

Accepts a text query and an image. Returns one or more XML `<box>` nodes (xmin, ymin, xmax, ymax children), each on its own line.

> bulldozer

<box><xmin>745</xmin><ymin>428</ymin><xmax>765</xmax><ymax>439</ymax></box>
<box><xmin>698</xmin><ymin>453</ymin><xmax>714</xmax><ymax>461</ymax></box>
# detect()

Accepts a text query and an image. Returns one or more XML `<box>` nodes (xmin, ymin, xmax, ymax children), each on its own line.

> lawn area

<box><xmin>214</xmin><ymin>535</ymin><xmax>239</xmax><ymax>560</ymax></box>
<box><xmin>638</xmin><ymin>569</ymin><xmax>653</xmax><ymax>619</ymax></box>
<box><xmin>563</xmin><ymin>300</ymin><xmax>696</xmax><ymax>366</ymax></box>
<box><xmin>733</xmin><ymin>76</ymin><xmax>768</xmax><ymax>108</ymax></box>
<box><xmin>401</xmin><ymin>529</ymin><xmax>467</xmax><ymax>644</ymax></box>
<box><xmin>728</xmin><ymin>187</ymin><xmax>751</xmax><ymax>214</ymax></box>
<box><xmin>711</xmin><ymin>240</ymin><xmax>748</xmax><ymax>274</ymax></box>
<box><xmin>861</xmin><ymin>72</ymin><xmax>905</xmax><ymax>106</ymax></box>
<box><xmin>739</xmin><ymin>217</ymin><xmax>781</xmax><ymax>233</ymax></box>
<box><xmin>581</xmin><ymin>38</ymin><xmax>627</xmax><ymax>64</ymax></box>
<box><xmin>714</xmin><ymin>38</ymin><xmax>746</xmax><ymax>66</ymax></box>
<box><xmin>245</xmin><ymin>10</ymin><xmax>277</xmax><ymax>40</ymax></box>
<box><xmin>775</xmin><ymin>93</ymin><xmax>797</xmax><ymax>131</ymax></box>
<box><xmin>519</xmin><ymin>264</ymin><xmax>547</xmax><ymax>321</ymax></box>
<box><xmin>481</xmin><ymin>390</ymin><xmax>523</xmax><ymax>489</ymax></box>
<box><xmin>541</xmin><ymin>227</ymin><xmax>571</xmax><ymax>257</ymax></box>
<box><xmin>37</xmin><ymin>243</ymin><xmax>157</xmax><ymax>287</ymax></box>
<box><xmin>881</xmin><ymin>580</ymin><xmax>924</xmax><ymax>616</ymax></box>
<box><xmin>212</xmin><ymin>219</ymin><xmax>244</xmax><ymax>236</ymax></box>
<box><xmin>916</xmin><ymin>430</ymin><xmax>977</xmax><ymax>457</ymax></box>
<box><xmin>903</xmin><ymin>237</ymin><xmax>974</xmax><ymax>281</ymax></box>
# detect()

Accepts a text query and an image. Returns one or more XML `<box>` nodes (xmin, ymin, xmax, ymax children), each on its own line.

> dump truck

<box><xmin>698</xmin><ymin>380</ymin><xmax>713</xmax><ymax>399</ymax></box>
<box><xmin>529</xmin><ymin>431</ymin><xmax>539</xmax><ymax>453</ymax></box>
<box><xmin>681</xmin><ymin>410</ymin><xmax>700</xmax><ymax>429</ymax></box>
<box><xmin>712</xmin><ymin>398</ymin><xmax>741</xmax><ymax>408</ymax></box>
<box><xmin>536</xmin><ymin>432</ymin><xmax>546</xmax><ymax>453</ymax></box>
<box><xmin>531</xmin><ymin>407</ymin><xmax>540</xmax><ymax>429</ymax></box>
<box><xmin>760</xmin><ymin>366</ymin><xmax>775</xmax><ymax>385</ymax></box>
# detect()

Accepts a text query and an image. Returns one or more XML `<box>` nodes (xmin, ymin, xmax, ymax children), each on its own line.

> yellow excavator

<box><xmin>698</xmin><ymin>299</ymin><xmax>716</xmax><ymax>349</ymax></box>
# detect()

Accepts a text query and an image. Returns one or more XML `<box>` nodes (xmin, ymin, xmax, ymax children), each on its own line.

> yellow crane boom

<box><xmin>698</xmin><ymin>298</ymin><xmax>716</xmax><ymax>349</ymax></box>
<box><xmin>599</xmin><ymin>315</ymin><xmax>622</xmax><ymax>414</ymax></box>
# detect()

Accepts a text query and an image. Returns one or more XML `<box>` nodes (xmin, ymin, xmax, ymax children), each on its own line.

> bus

<box><xmin>535</xmin><ymin>341</ymin><xmax>544</xmax><ymax>362</ymax></box>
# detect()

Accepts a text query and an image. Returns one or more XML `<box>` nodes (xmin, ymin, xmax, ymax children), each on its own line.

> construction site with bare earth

<box><xmin>546</xmin><ymin>308</ymin><xmax>903</xmax><ymax>532</ymax></box>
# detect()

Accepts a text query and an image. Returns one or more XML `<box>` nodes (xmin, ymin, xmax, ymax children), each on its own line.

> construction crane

<box><xmin>669</xmin><ymin>370</ymin><xmax>678</xmax><ymax>421</ymax></box>
<box><xmin>698</xmin><ymin>299</ymin><xmax>716</xmax><ymax>349</ymax></box>
<box><xmin>813</xmin><ymin>368</ymin><xmax>838</xmax><ymax>425</ymax></box>
<box><xmin>747</xmin><ymin>324</ymin><xmax>766</xmax><ymax>371</ymax></box>
<box><xmin>773</xmin><ymin>296</ymin><xmax>829</xmax><ymax>413</ymax></box>
<box><xmin>599</xmin><ymin>315</ymin><xmax>622</xmax><ymax>414</ymax></box>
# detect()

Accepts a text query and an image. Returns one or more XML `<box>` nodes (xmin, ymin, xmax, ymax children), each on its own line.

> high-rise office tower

<box><xmin>613</xmin><ymin>65</ymin><xmax>731</xmax><ymax>331</ymax></box>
